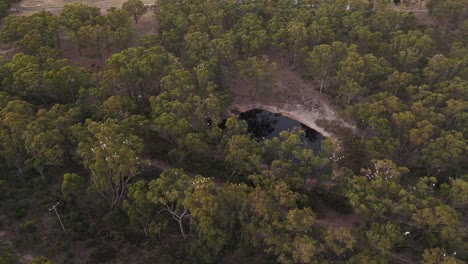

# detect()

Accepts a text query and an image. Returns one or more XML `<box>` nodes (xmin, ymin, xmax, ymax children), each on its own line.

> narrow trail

<box><xmin>146</xmin><ymin>157</ymin><xmax>197</xmax><ymax>177</ymax></box>
<box><xmin>148</xmin><ymin>158</ymin><xmax>173</xmax><ymax>171</ymax></box>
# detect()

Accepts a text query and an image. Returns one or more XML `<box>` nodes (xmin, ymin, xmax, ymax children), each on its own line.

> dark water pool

<box><xmin>238</xmin><ymin>109</ymin><xmax>323</xmax><ymax>153</ymax></box>
<box><xmin>140</xmin><ymin>167</ymin><xmax>163</xmax><ymax>180</ymax></box>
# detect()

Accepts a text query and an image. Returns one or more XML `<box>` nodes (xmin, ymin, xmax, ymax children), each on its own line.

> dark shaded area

<box><xmin>238</xmin><ymin>109</ymin><xmax>324</xmax><ymax>153</ymax></box>
<box><xmin>139</xmin><ymin>167</ymin><xmax>163</xmax><ymax>180</ymax></box>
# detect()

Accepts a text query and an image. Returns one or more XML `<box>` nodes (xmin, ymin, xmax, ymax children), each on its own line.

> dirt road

<box><xmin>13</xmin><ymin>0</ymin><xmax>155</xmax><ymax>14</ymax></box>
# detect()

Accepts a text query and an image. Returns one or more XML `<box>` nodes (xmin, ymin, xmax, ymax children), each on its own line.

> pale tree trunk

<box><xmin>320</xmin><ymin>68</ymin><xmax>328</xmax><ymax>94</ymax></box>
<box><xmin>56</xmin><ymin>31</ymin><xmax>61</xmax><ymax>49</ymax></box>
<box><xmin>177</xmin><ymin>216</ymin><xmax>187</xmax><ymax>238</ymax></box>
<box><xmin>37</xmin><ymin>166</ymin><xmax>45</xmax><ymax>180</ymax></box>
<box><xmin>139</xmin><ymin>218</ymin><xmax>149</xmax><ymax>237</ymax></box>
<box><xmin>158</xmin><ymin>204</ymin><xmax>191</xmax><ymax>239</ymax></box>
<box><xmin>292</xmin><ymin>48</ymin><xmax>297</xmax><ymax>68</ymax></box>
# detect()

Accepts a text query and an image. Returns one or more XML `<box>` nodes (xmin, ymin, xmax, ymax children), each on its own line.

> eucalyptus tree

<box><xmin>0</xmin><ymin>100</ymin><xmax>34</xmax><ymax>175</ymax></box>
<box><xmin>75</xmin><ymin>118</ymin><xmax>145</xmax><ymax>209</ymax></box>
<box><xmin>305</xmin><ymin>41</ymin><xmax>347</xmax><ymax>94</ymax></box>
<box><xmin>0</xmin><ymin>11</ymin><xmax>60</xmax><ymax>53</ymax></box>
<box><xmin>23</xmin><ymin>106</ymin><xmax>66</xmax><ymax>179</ymax></box>
<box><xmin>236</xmin><ymin>56</ymin><xmax>277</xmax><ymax>99</ymax></box>
<box><xmin>122</xmin><ymin>0</ymin><xmax>147</xmax><ymax>24</ymax></box>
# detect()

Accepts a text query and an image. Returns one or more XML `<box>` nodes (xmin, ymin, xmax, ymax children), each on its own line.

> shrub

<box><xmin>31</xmin><ymin>256</ymin><xmax>52</xmax><ymax>264</ymax></box>
<box><xmin>10</xmin><ymin>207</ymin><xmax>26</xmax><ymax>219</ymax></box>
<box><xmin>86</xmin><ymin>245</ymin><xmax>116</xmax><ymax>264</ymax></box>
<box><xmin>61</xmin><ymin>173</ymin><xmax>86</xmax><ymax>202</ymax></box>
<box><xmin>17</xmin><ymin>221</ymin><xmax>37</xmax><ymax>233</ymax></box>
<box><xmin>0</xmin><ymin>180</ymin><xmax>7</xmax><ymax>200</ymax></box>
<box><xmin>0</xmin><ymin>244</ymin><xmax>17</xmax><ymax>264</ymax></box>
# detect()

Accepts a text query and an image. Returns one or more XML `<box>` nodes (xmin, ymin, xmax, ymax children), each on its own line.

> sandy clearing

<box><xmin>228</xmin><ymin>60</ymin><xmax>356</xmax><ymax>142</ymax></box>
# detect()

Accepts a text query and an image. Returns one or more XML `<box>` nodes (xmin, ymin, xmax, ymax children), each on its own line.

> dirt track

<box><xmin>13</xmin><ymin>0</ymin><xmax>155</xmax><ymax>14</ymax></box>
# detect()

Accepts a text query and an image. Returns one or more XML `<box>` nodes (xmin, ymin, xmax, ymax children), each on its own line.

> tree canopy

<box><xmin>0</xmin><ymin>0</ymin><xmax>466</xmax><ymax>262</ymax></box>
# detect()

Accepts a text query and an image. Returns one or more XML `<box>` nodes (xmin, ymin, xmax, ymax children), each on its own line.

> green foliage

<box><xmin>24</xmin><ymin>107</ymin><xmax>66</xmax><ymax>179</ymax></box>
<box><xmin>365</xmin><ymin>222</ymin><xmax>403</xmax><ymax>255</ymax></box>
<box><xmin>442</xmin><ymin>177</ymin><xmax>468</xmax><ymax>211</ymax></box>
<box><xmin>75</xmin><ymin>118</ymin><xmax>145</xmax><ymax>208</ymax></box>
<box><xmin>237</xmin><ymin>180</ymin><xmax>319</xmax><ymax>263</ymax></box>
<box><xmin>0</xmin><ymin>0</ymin><xmax>466</xmax><ymax>262</ymax></box>
<box><xmin>60</xmin><ymin>3</ymin><xmax>101</xmax><ymax>33</ymax></box>
<box><xmin>61</xmin><ymin>173</ymin><xmax>86</xmax><ymax>202</ymax></box>
<box><xmin>233</xmin><ymin>13</ymin><xmax>269</xmax><ymax>56</ymax></box>
<box><xmin>305</xmin><ymin>41</ymin><xmax>347</xmax><ymax>94</ymax></box>
<box><xmin>123</xmin><ymin>180</ymin><xmax>164</xmax><ymax>237</ymax></box>
<box><xmin>0</xmin><ymin>100</ymin><xmax>33</xmax><ymax>174</ymax></box>
<box><xmin>72</xmin><ymin>25</ymin><xmax>108</xmax><ymax>58</ymax></box>
<box><xmin>10</xmin><ymin>207</ymin><xmax>26</xmax><ymax>219</ymax></box>
<box><xmin>0</xmin><ymin>244</ymin><xmax>16</xmax><ymax>264</ymax></box>
<box><xmin>0</xmin><ymin>11</ymin><xmax>60</xmax><ymax>54</ymax></box>
<box><xmin>225</xmin><ymin>135</ymin><xmax>263</xmax><ymax>175</ymax></box>
<box><xmin>17</xmin><ymin>221</ymin><xmax>37</xmax><ymax>233</ymax></box>
<box><xmin>31</xmin><ymin>256</ymin><xmax>53</xmax><ymax>264</ymax></box>
<box><xmin>0</xmin><ymin>180</ymin><xmax>7</xmax><ymax>200</ymax></box>
<box><xmin>236</xmin><ymin>56</ymin><xmax>277</xmax><ymax>99</ymax></box>
<box><xmin>100</xmin><ymin>45</ymin><xmax>169</xmax><ymax>98</ymax></box>
<box><xmin>59</xmin><ymin>3</ymin><xmax>133</xmax><ymax>56</ymax></box>
<box><xmin>347</xmin><ymin>250</ymin><xmax>388</xmax><ymax>264</ymax></box>
<box><xmin>146</xmin><ymin>168</ymin><xmax>193</xmax><ymax>238</ymax></box>
<box><xmin>420</xmin><ymin>130</ymin><xmax>466</xmax><ymax>175</ymax></box>
<box><xmin>1</xmin><ymin>51</ymin><xmax>91</xmax><ymax>103</ymax></box>
<box><xmin>420</xmin><ymin>247</ymin><xmax>465</xmax><ymax>264</ymax></box>
<box><xmin>122</xmin><ymin>0</ymin><xmax>147</xmax><ymax>24</ymax></box>
<box><xmin>86</xmin><ymin>245</ymin><xmax>116</xmax><ymax>264</ymax></box>
<box><xmin>262</xmin><ymin>129</ymin><xmax>333</xmax><ymax>190</ymax></box>
<box><xmin>324</xmin><ymin>227</ymin><xmax>355</xmax><ymax>257</ymax></box>
<box><xmin>0</xmin><ymin>2</ymin><xmax>10</xmax><ymax>20</ymax></box>
<box><xmin>149</xmin><ymin>63</ymin><xmax>227</xmax><ymax>165</ymax></box>
<box><xmin>63</xmin><ymin>211</ymin><xmax>90</xmax><ymax>240</ymax></box>
<box><xmin>389</xmin><ymin>29</ymin><xmax>434</xmax><ymax>72</ymax></box>
<box><xmin>429</xmin><ymin>0</ymin><xmax>468</xmax><ymax>25</ymax></box>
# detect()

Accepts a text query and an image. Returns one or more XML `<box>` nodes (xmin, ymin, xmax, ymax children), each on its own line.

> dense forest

<box><xmin>0</xmin><ymin>0</ymin><xmax>467</xmax><ymax>263</ymax></box>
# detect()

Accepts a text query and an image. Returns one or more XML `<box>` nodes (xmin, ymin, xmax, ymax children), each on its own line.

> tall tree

<box><xmin>23</xmin><ymin>106</ymin><xmax>65</xmax><ymax>179</ymax></box>
<box><xmin>0</xmin><ymin>11</ymin><xmax>60</xmax><ymax>54</ymax></box>
<box><xmin>105</xmin><ymin>8</ymin><xmax>133</xmax><ymax>50</ymax></box>
<box><xmin>225</xmin><ymin>135</ymin><xmax>264</xmax><ymax>175</ymax></box>
<box><xmin>60</xmin><ymin>3</ymin><xmax>101</xmax><ymax>32</ymax></box>
<box><xmin>285</xmin><ymin>20</ymin><xmax>308</xmax><ymax>67</ymax></box>
<box><xmin>146</xmin><ymin>168</ymin><xmax>193</xmax><ymax>238</ymax></box>
<box><xmin>122</xmin><ymin>0</ymin><xmax>147</xmax><ymax>24</ymax></box>
<box><xmin>0</xmin><ymin>100</ymin><xmax>34</xmax><ymax>174</ymax></box>
<box><xmin>305</xmin><ymin>41</ymin><xmax>347</xmax><ymax>94</ymax></box>
<box><xmin>62</xmin><ymin>173</ymin><xmax>87</xmax><ymax>203</ymax></box>
<box><xmin>75</xmin><ymin>118</ymin><xmax>145</xmax><ymax>209</ymax></box>
<box><xmin>233</xmin><ymin>13</ymin><xmax>269</xmax><ymax>56</ymax></box>
<box><xmin>236</xmin><ymin>56</ymin><xmax>277</xmax><ymax>99</ymax></box>
<box><xmin>2</xmin><ymin>51</ymin><xmax>90</xmax><ymax>103</ymax></box>
<box><xmin>99</xmin><ymin>46</ymin><xmax>170</xmax><ymax>98</ymax></box>
<box><xmin>123</xmin><ymin>180</ymin><xmax>163</xmax><ymax>237</ymax></box>
<box><xmin>337</xmin><ymin>50</ymin><xmax>366</xmax><ymax>104</ymax></box>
